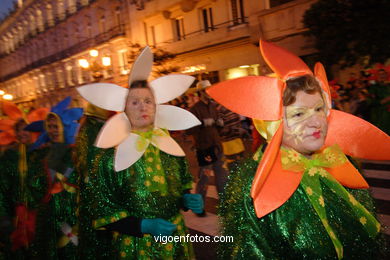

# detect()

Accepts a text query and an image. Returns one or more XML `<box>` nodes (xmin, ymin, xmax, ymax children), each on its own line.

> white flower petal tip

<box><xmin>95</xmin><ymin>113</ymin><xmax>131</xmax><ymax>148</ymax></box>
<box><xmin>114</xmin><ymin>134</ymin><xmax>148</xmax><ymax>171</ymax></box>
<box><xmin>150</xmin><ymin>75</ymin><xmax>195</xmax><ymax>104</ymax></box>
<box><xmin>70</xmin><ymin>236</ymin><xmax>78</xmax><ymax>246</ymax></box>
<box><xmin>77</xmin><ymin>83</ymin><xmax>128</xmax><ymax>111</ymax></box>
<box><xmin>128</xmin><ymin>46</ymin><xmax>153</xmax><ymax>86</ymax></box>
<box><xmin>61</xmin><ymin>223</ymin><xmax>71</xmax><ymax>234</ymax></box>
<box><xmin>152</xmin><ymin>135</ymin><xmax>185</xmax><ymax>157</ymax></box>
<box><xmin>155</xmin><ymin>105</ymin><xmax>201</xmax><ymax>130</ymax></box>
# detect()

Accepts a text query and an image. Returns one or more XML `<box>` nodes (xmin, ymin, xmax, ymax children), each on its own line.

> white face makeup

<box><xmin>125</xmin><ymin>88</ymin><xmax>156</xmax><ymax>132</ymax></box>
<box><xmin>282</xmin><ymin>91</ymin><xmax>328</xmax><ymax>156</ymax></box>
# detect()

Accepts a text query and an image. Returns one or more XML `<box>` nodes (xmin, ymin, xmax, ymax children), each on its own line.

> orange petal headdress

<box><xmin>0</xmin><ymin>101</ymin><xmax>49</xmax><ymax>145</ymax></box>
<box><xmin>207</xmin><ymin>40</ymin><xmax>390</xmax><ymax>218</ymax></box>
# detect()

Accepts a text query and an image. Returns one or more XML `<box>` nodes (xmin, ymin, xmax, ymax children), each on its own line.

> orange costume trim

<box><xmin>207</xmin><ymin>40</ymin><xmax>390</xmax><ymax>218</ymax></box>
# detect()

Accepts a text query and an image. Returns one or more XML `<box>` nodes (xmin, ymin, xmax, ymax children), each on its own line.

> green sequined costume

<box><xmin>75</xmin><ymin>116</ymin><xmax>113</xmax><ymax>259</ymax></box>
<box><xmin>83</xmin><ymin>144</ymin><xmax>195</xmax><ymax>259</ymax></box>
<box><xmin>0</xmin><ymin>148</ymin><xmax>19</xmax><ymax>260</ymax></box>
<box><xmin>28</xmin><ymin>144</ymin><xmax>79</xmax><ymax>260</ymax></box>
<box><xmin>218</xmin><ymin>149</ymin><xmax>387</xmax><ymax>259</ymax></box>
<box><xmin>0</xmin><ymin>145</ymin><xmax>37</xmax><ymax>260</ymax></box>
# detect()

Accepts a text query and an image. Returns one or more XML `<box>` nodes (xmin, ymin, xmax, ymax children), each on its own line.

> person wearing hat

<box><xmin>24</xmin><ymin>97</ymin><xmax>83</xmax><ymax>260</ymax></box>
<box><xmin>0</xmin><ymin>102</ymin><xmax>48</xmax><ymax>259</ymax></box>
<box><xmin>186</xmin><ymin>79</ymin><xmax>229</xmax><ymax>216</ymax></box>
<box><xmin>209</xmin><ymin>41</ymin><xmax>390</xmax><ymax>259</ymax></box>
<box><xmin>76</xmin><ymin>47</ymin><xmax>203</xmax><ymax>259</ymax></box>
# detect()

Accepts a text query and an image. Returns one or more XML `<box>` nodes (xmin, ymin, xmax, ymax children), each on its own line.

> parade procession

<box><xmin>1</xmin><ymin>1</ymin><xmax>389</xmax><ymax>259</ymax></box>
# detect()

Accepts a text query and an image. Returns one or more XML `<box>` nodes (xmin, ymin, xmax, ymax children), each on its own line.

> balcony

<box><xmin>160</xmin><ymin>18</ymin><xmax>249</xmax><ymax>54</ymax></box>
<box><xmin>0</xmin><ymin>25</ymin><xmax>125</xmax><ymax>82</ymax></box>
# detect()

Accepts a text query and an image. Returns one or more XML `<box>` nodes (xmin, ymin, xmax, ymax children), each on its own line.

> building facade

<box><xmin>0</xmin><ymin>0</ymin><xmax>316</xmax><ymax>110</ymax></box>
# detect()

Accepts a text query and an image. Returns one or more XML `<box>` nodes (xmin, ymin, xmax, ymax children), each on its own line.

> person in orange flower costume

<box><xmin>0</xmin><ymin>101</ymin><xmax>48</xmax><ymax>259</ymax></box>
<box><xmin>212</xmin><ymin>40</ymin><xmax>390</xmax><ymax>259</ymax></box>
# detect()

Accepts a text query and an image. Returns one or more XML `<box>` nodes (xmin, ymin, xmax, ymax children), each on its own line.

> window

<box><xmin>146</xmin><ymin>25</ymin><xmax>156</xmax><ymax>46</ymax></box>
<box><xmin>201</xmin><ymin>7</ymin><xmax>214</xmax><ymax>32</ymax></box>
<box><xmin>68</xmin><ymin>0</ymin><xmax>76</xmax><ymax>14</ymax></box>
<box><xmin>99</xmin><ymin>16</ymin><xmax>106</xmax><ymax>33</ymax></box>
<box><xmin>46</xmin><ymin>4</ymin><xmax>54</xmax><ymax>27</ymax></box>
<box><xmin>173</xmin><ymin>17</ymin><xmax>185</xmax><ymax>41</ymax></box>
<box><xmin>231</xmin><ymin>0</ymin><xmax>245</xmax><ymax>24</ymax></box>
<box><xmin>115</xmin><ymin>10</ymin><xmax>122</xmax><ymax>27</ymax></box>
<box><xmin>118</xmin><ymin>50</ymin><xmax>129</xmax><ymax>74</ymax></box>
<box><xmin>36</xmin><ymin>10</ymin><xmax>44</xmax><ymax>32</ymax></box>
<box><xmin>57</xmin><ymin>0</ymin><xmax>65</xmax><ymax>21</ymax></box>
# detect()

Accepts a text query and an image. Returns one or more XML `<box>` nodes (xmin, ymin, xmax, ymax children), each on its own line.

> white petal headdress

<box><xmin>77</xmin><ymin>46</ymin><xmax>201</xmax><ymax>171</ymax></box>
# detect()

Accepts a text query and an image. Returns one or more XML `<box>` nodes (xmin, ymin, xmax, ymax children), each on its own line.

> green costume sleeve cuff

<box><xmin>182</xmin><ymin>182</ymin><xmax>193</xmax><ymax>191</ymax></box>
<box><xmin>93</xmin><ymin>210</ymin><xmax>130</xmax><ymax>229</ymax></box>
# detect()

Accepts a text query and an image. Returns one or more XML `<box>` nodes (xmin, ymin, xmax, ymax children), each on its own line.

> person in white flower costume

<box><xmin>76</xmin><ymin>47</ymin><xmax>203</xmax><ymax>259</ymax></box>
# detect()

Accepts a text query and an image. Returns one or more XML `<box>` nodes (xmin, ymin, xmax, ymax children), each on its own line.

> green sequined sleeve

<box><xmin>86</xmin><ymin>149</ymin><xmax>132</xmax><ymax>229</ymax></box>
<box><xmin>0</xmin><ymin>150</ymin><xmax>16</xmax><ymax>218</ymax></box>
<box><xmin>26</xmin><ymin>149</ymin><xmax>50</xmax><ymax>209</ymax></box>
<box><xmin>178</xmin><ymin>157</ymin><xmax>193</xmax><ymax>191</ymax></box>
<box><xmin>218</xmin><ymin>155</ymin><xmax>278</xmax><ymax>259</ymax></box>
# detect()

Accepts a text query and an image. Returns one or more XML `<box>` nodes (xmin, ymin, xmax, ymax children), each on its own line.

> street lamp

<box><xmin>3</xmin><ymin>94</ymin><xmax>13</xmax><ymax>100</ymax></box>
<box><xmin>0</xmin><ymin>90</ymin><xmax>4</xmax><ymax>96</ymax></box>
<box><xmin>78</xmin><ymin>49</ymin><xmax>112</xmax><ymax>81</ymax></box>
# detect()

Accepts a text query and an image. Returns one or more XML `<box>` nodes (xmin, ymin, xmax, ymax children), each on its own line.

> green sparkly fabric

<box><xmin>75</xmin><ymin>116</ymin><xmax>114</xmax><ymax>260</ymax></box>
<box><xmin>82</xmin><ymin>144</ymin><xmax>194</xmax><ymax>259</ymax></box>
<box><xmin>0</xmin><ymin>145</ymin><xmax>37</xmax><ymax>260</ymax></box>
<box><xmin>218</xmin><ymin>149</ymin><xmax>387</xmax><ymax>259</ymax></box>
<box><xmin>27</xmin><ymin>145</ymin><xmax>79</xmax><ymax>260</ymax></box>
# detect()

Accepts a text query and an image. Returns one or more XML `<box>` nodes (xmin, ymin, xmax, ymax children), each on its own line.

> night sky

<box><xmin>0</xmin><ymin>0</ymin><xmax>16</xmax><ymax>21</ymax></box>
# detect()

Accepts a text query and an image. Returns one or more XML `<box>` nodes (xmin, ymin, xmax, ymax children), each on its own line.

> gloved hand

<box><xmin>183</xmin><ymin>194</ymin><xmax>204</xmax><ymax>214</ymax></box>
<box><xmin>140</xmin><ymin>218</ymin><xmax>177</xmax><ymax>236</ymax></box>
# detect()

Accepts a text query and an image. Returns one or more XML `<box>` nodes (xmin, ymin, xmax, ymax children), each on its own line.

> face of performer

<box><xmin>125</xmin><ymin>87</ymin><xmax>156</xmax><ymax>132</ymax></box>
<box><xmin>282</xmin><ymin>91</ymin><xmax>328</xmax><ymax>156</ymax></box>
<box><xmin>15</xmin><ymin>120</ymin><xmax>31</xmax><ymax>144</ymax></box>
<box><xmin>46</xmin><ymin>116</ymin><xmax>61</xmax><ymax>143</ymax></box>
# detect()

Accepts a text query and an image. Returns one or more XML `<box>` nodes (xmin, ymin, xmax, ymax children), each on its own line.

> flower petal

<box><xmin>151</xmin><ymin>135</ymin><xmax>185</xmax><ymax>156</ymax></box>
<box><xmin>260</xmin><ymin>40</ymin><xmax>312</xmax><ymax>80</ymax></box>
<box><xmin>95</xmin><ymin>112</ymin><xmax>131</xmax><ymax>148</ymax></box>
<box><xmin>2</xmin><ymin>101</ymin><xmax>22</xmax><ymax>120</ymax></box>
<box><xmin>155</xmin><ymin>105</ymin><xmax>201</xmax><ymax>130</ymax></box>
<box><xmin>115</xmin><ymin>134</ymin><xmax>148</xmax><ymax>171</ymax></box>
<box><xmin>207</xmin><ymin>76</ymin><xmax>283</xmax><ymax>120</ymax></box>
<box><xmin>61</xmin><ymin>223</ymin><xmax>72</xmax><ymax>235</ymax></box>
<box><xmin>150</xmin><ymin>75</ymin><xmax>195</xmax><ymax>104</ymax></box>
<box><xmin>128</xmin><ymin>46</ymin><xmax>153</xmax><ymax>86</ymax></box>
<box><xmin>325</xmin><ymin>109</ymin><xmax>390</xmax><ymax>160</ymax></box>
<box><xmin>77</xmin><ymin>83</ymin><xmax>128</xmax><ymax>112</ymax></box>
<box><xmin>70</xmin><ymin>236</ymin><xmax>78</xmax><ymax>246</ymax></box>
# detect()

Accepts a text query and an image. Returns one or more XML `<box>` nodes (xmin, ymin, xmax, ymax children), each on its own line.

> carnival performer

<box><xmin>208</xmin><ymin>40</ymin><xmax>390</xmax><ymax>259</ymax></box>
<box><xmin>24</xmin><ymin>97</ymin><xmax>83</xmax><ymax>260</ymax></box>
<box><xmin>74</xmin><ymin>103</ymin><xmax>115</xmax><ymax>259</ymax></box>
<box><xmin>76</xmin><ymin>46</ymin><xmax>203</xmax><ymax>259</ymax></box>
<box><xmin>0</xmin><ymin>102</ymin><xmax>48</xmax><ymax>259</ymax></box>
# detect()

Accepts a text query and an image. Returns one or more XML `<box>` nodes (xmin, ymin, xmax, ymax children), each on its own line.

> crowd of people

<box><xmin>0</xmin><ymin>42</ymin><xmax>389</xmax><ymax>260</ymax></box>
<box><xmin>330</xmin><ymin>66</ymin><xmax>390</xmax><ymax>134</ymax></box>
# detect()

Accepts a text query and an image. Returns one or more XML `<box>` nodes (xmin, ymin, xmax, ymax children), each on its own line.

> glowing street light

<box><xmin>78</xmin><ymin>59</ymin><xmax>90</xmax><ymax>69</ymax></box>
<box><xmin>0</xmin><ymin>90</ymin><xmax>4</xmax><ymax>95</ymax></box>
<box><xmin>3</xmin><ymin>94</ymin><xmax>13</xmax><ymax>100</ymax></box>
<box><xmin>89</xmin><ymin>49</ymin><xmax>99</xmax><ymax>57</ymax></box>
<box><xmin>102</xmin><ymin>56</ymin><xmax>111</xmax><ymax>67</ymax></box>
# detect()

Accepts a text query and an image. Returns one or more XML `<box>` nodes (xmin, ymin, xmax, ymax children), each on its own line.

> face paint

<box><xmin>282</xmin><ymin>91</ymin><xmax>328</xmax><ymax>156</ymax></box>
<box><xmin>285</xmin><ymin>100</ymin><xmax>327</xmax><ymax>127</ymax></box>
